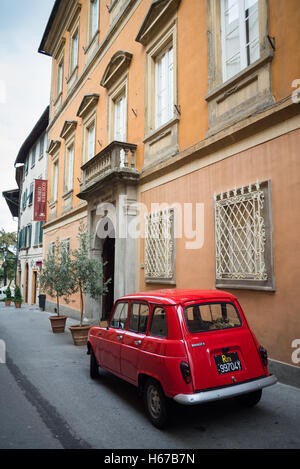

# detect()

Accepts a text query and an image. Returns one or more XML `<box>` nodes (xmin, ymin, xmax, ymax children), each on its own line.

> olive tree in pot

<box><xmin>13</xmin><ymin>286</ymin><xmax>23</xmax><ymax>308</ymax></box>
<box><xmin>4</xmin><ymin>286</ymin><xmax>12</xmax><ymax>306</ymax></box>
<box><xmin>69</xmin><ymin>222</ymin><xmax>110</xmax><ymax>346</ymax></box>
<box><xmin>40</xmin><ymin>239</ymin><xmax>76</xmax><ymax>333</ymax></box>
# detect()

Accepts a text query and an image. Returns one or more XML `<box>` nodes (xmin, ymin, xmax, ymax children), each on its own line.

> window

<box><xmin>56</xmin><ymin>58</ymin><xmax>64</xmax><ymax>97</ymax></box>
<box><xmin>51</xmin><ymin>160</ymin><xmax>59</xmax><ymax>202</ymax></box>
<box><xmin>221</xmin><ymin>0</ymin><xmax>259</xmax><ymax>82</ymax></box>
<box><xmin>129</xmin><ymin>303</ymin><xmax>150</xmax><ymax>334</ymax></box>
<box><xmin>214</xmin><ymin>180</ymin><xmax>275</xmax><ymax>290</ymax></box>
<box><xmin>155</xmin><ymin>44</ymin><xmax>174</xmax><ymax>128</ymax></box>
<box><xmin>110</xmin><ymin>302</ymin><xmax>128</xmax><ymax>329</ymax></box>
<box><xmin>70</xmin><ymin>29</ymin><xmax>79</xmax><ymax>73</ymax></box>
<box><xmin>150</xmin><ymin>306</ymin><xmax>168</xmax><ymax>337</ymax></box>
<box><xmin>34</xmin><ymin>221</ymin><xmax>44</xmax><ymax>246</ymax></box>
<box><xmin>39</xmin><ymin>134</ymin><xmax>45</xmax><ymax>159</ymax></box>
<box><xmin>28</xmin><ymin>182</ymin><xmax>34</xmax><ymax>206</ymax></box>
<box><xmin>184</xmin><ymin>302</ymin><xmax>242</xmax><ymax>333</ymax></box>
<box><xmin>145</xmin><ymin>208</ymin><xmax>175</xmax><ymax>283</ymax></box>
<box><xmin>89</xmin><ymin>0</ymin><xmax>99</xmax><ymax>42</ymax></box>
<box><xmin>31</xmin><ymin>145</ymin><xmax>36</xmax><ymax>168</ymax></box>
<box><xmin>64</xmin><ymin>143</ymin><xmax>74</xmax><ymax>193</ymax></box>
<box><xmin>86</xmin><ymin>120</ymin><xmax>96</xmax><ymax>162</ymax></box>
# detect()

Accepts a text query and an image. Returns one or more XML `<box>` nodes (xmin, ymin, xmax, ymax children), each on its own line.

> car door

<box><xmin>121</xmin><ymin>302</ymin><xmax>150</xmax><ymax>383</ymax></box>
<box><xmin>99</xmin><ymin>301</ymin><xmax>129</xmax><ymax>375</ymax></box>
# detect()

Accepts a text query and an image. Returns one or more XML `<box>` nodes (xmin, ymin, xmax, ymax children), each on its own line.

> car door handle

<box><xmin>117</xmin><ymin>335</ymin><xmax>123</xmax><ymax>340</ymax></box>
<box><xmin>134</xmin><ymin>340</ymin><xmax>142</xmax><ymax>345</ymax></box>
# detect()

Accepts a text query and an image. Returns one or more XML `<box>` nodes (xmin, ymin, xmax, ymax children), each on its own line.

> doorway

<box><xmin>102</xmin><ymin>236</ymin><xmax>115</xmax><ymax>320</ymax></box>
<box><xmin>32</xmin><ymin>270</ymin><xmax>37</xmax><ymax>304</ymax></box>
<box><xmin>24</xmin><ymin>263</ymin><xmax>29</xmax><ymax>304</ymax></box>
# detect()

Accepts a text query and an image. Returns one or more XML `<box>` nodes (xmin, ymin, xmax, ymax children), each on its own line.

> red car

<box><xmin>87</xmin><ymin>289</ymin><xmax>277</xmax><ymax>428</ymax></box>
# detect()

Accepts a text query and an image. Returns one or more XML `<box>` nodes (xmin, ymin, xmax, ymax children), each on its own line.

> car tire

<box><xmin>236</xmin><ymin>389</ymin><xmax>262</xmax><ymax>407</ymax></box>
<box><xmin>90</xmin><ymin>348</ymin><xmax>99</xmax><ymax>379</ymax></box>
<box><xmin>144</xmin><ymin>378</ymin><xmax>169</xmax><ymax>429</ymax></box>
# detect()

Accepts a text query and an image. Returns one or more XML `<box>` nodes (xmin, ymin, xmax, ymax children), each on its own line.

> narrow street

<box><xmin>0</xmin><ymin>302</ymin><xmax>299</xmax><ymax>450</ymax></box>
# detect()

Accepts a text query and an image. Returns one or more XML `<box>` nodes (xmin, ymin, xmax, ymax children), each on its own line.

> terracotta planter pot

<box><xmin>14</xmin><ymin>302</ymin><xmax>21</xmax><ymax>308</ymax></box>
<box><xmin>69</xmin><ymin>325</ymin><xmax>91</xmax><ymax>346</ymax></box>
<box><xmin>49</xmin><ymin>315</ymin><xmax>67</xmax><ymax>333</ymax></box>
<box><xmin>5</xmin><ymin>300</ymin><xmax>11</xmax><ymax>306</ymax></box>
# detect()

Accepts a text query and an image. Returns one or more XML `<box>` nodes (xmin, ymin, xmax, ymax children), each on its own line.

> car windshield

<box><xmin>184</xmin><ymin>302</ymin><xmax>242</xmax><ymax>333</ymax></box>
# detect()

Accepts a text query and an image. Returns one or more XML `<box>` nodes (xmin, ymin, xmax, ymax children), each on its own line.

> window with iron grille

<box><xmin>144</xmin><ymin>208</ymin><xmax>175</xmax><ymax>284</ymax></box>
<box><xmin>214</xmin><ymin>180</ymin><xmax>275</xmax><ymax>290</ymax></box>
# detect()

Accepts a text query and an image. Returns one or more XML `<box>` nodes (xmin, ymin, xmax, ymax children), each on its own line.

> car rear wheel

<box><xmin>90</xmin><ymin>348</ymin><xmax>99</xmax><ymax>379</ymax></box>
<box><xmin>144</xmin><ymin>378</ymin><xmax>169</xmax><ymax>429</ymax></box>
<box><xmin>236</xmin><ymin>389</ymin><xmax>262</xmax><ymax>407</ymax></box>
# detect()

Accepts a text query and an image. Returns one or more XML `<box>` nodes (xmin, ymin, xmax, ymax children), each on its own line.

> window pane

<box><xmin>87</xmin><ymin>123</ymin><xmax>95</xmax><ymax>160</ymax></box>
<box><xmin>150</xmin><ymin>307</ymin><xmax>168</xmax><ymax>337</ymax></box>
<box><xmin>111</xmin><ymin>302</ymin><xmax>128</xmax><ymax>329</ymax></box>
<box><xmin>223</xmin><ymin>0</ymin><xmax>241</xmax><ymax>80</ymax></box>
<box><xmin>184</xmin><ymin>302</ymin><xmax>242</xmax><ymax>333</ymax></box>
<box><xmin>244</xmin><ymin>0</ymin><xmax>259</xmax><ymax>64</ymax></box>
<box><xmin>155</xmin><ymin>45</ymin><xmax>173</xmax><ymax>128</ymax></box>
<box><xmin>129</xmin><ymin>303</ymin><xmax>150</xmax><ymax>333</ymax></box>
<box><xmin>71</xmin><ymin>31</ymin><xmax>79</xmax><ymax>70</ymax></box>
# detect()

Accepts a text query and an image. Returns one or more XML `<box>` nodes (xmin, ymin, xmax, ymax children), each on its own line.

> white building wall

<box><xmin>18</xmin><ymin>131</ymin><xmax>48</xmax><ymax>305</ymax></box>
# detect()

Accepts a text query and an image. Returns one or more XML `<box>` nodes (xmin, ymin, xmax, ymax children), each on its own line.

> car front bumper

<box><xmin>173</xmin><ymin>374</ymin><xmax>277</xmax><ymax>405</ymax></box>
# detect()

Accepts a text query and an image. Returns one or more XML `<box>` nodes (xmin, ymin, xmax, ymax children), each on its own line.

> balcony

<box><xmin>78</xmin><ymin>141</ymin><xmax>139</xmax><ymax>200</ymax></box>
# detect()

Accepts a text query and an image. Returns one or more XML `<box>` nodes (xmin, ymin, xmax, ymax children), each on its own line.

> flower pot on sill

<box><xmin>69</xmin><ymin>324</ymin><xmax>91</xmax><ymax>346</ymax></box>
<box><xmin>5</xmin><ymin>300</ymin><xmax>11</xmax><ymax>306</ymax></box>
<box><xmin>49</xmin><ymin>315</ymin><xmax>67</xmax><ymax>333</ymax></box>
<box><xmin>14</xmin><ymin>302</ymin><xmax>22</xmax><ymax>308</ymax></box>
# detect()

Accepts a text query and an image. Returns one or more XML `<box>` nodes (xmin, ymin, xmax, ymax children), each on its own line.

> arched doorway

<box><xmin>102</xmin><ymin>236</ymin><xmax>115</xmax><ymax>320</ymax></box>
<box><xmin>24</xmin><ymin>263</ymin><xmax>29</xmax><ymax>304</ymax></box>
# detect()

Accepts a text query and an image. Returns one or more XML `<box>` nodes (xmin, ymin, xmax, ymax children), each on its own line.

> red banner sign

<box><xmin>33</xmin><ymin>179</ymin><xmax>48</xmax><ymax>221</ymax></box>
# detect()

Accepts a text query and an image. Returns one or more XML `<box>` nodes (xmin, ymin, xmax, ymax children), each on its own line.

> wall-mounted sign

<box><xmin>33</xmin><ymin>179</ymin><xmax>47</xmax><ymax>221</ymax></box>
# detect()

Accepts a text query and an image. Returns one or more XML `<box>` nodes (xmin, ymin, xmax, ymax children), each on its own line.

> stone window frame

<box><xmin>205</xmin><ymin>0</ymin><xmax>274</xmax><ymax>136</ymax></box>
<box><xmin>144</xmin><ymin>207</ymin><xmax>176</xmax><ymax>285</ymax></box>
<box><xmin>85</xmin><ymin>0</ymin><xmax>100</xmax><ymax>61</ymax></box>
<box><xmin>142</xmin><ymin>20</ymin><xmax>180</xmax><ymax>168</ymax></box>
<box><xmin>214</xmin><ymin>179</ymin><xmax>275</xmax><ymax>291</ymax></box>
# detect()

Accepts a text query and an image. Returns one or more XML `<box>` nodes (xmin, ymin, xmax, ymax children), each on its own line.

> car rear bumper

<box><xmin>173</xmin><ymin>374</ymin><xmax>277</xmax><ymax>405</ymax></box>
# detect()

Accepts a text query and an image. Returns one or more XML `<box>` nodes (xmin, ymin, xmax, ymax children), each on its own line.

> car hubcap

<box><xmin>147</xmin><ymin>385</ymin><xmax>161</xmax><ymax>419</ymax></box>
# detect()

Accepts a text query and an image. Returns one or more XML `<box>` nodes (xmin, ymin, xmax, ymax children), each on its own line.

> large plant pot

<box><xmin>14</xmin><ymin>302</ymin><xmax>22</xmax><ymax>308</ymax></box>
<box><xmin>49</xmin><ymin>315</ymin><xmax>67</xmax><ymax>333</ymax></box>
<box><xmin>69</xmin><ymin>325</ymin><xmax>91</xmax><ymax>346</ymax></box>
<box><xmin>5</xmin><ymin>300</ymin><xmax>11</xmax><ymax>306</ymax></box>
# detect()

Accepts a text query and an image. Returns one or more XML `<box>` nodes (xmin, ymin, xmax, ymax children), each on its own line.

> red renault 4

<box><xmin>87</xmin><ymin>289</ymin><xmax>277</xmax><ymax>428</ymax></box>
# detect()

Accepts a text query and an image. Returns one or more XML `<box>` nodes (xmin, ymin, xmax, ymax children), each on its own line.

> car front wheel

<box><xmin>144</xmin><ymin>378</ymin><xmax>169</xmax><ymax>429</ymax></box>
<box><xmin>90</xmin><ymin>348</ymin><xmax>99</xmax><ymax>379</ymax></box>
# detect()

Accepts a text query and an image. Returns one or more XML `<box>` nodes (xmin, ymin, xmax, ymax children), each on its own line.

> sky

<box><xmin>0</xmin><ymin>0</ymin><xmax>55</xmax><ymax>234</ymax></box>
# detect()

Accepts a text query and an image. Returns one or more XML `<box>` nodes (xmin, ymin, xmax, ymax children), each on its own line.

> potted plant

<box><xmin>40</xmin><ymin>239</ymin><xmax>76</xmax><ymax>333</ymax></box>
<box><xmin>4</xmin><ymin>286</ymin><xmax>12</xmax><ymax>306</ymax></box>
<box><xmin>13</xmin><ymin>286</ymin><xmax>23</xmax><ymax>308</ymax></box>
<box><xmin>69</xmin><ymin>222</ymin><xmax>110</xmax><ymax>346</ymax></box>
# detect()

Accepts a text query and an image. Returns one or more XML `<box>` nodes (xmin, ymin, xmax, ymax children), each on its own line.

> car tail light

<box><xmin>259</xmin><ymin>346</ymin><xmax>268</xmax><ymax>367</ymax></box>
<box><xmin>180</xmin><ymin>361</ymin><xmax>192</xmax><ymax>384</ymax></box>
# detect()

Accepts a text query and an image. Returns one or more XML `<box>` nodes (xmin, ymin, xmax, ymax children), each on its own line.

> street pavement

<box><xmin>0</xmin><ymin>301</ymin><xmax>300</xmax><ymax>450</ymax></box>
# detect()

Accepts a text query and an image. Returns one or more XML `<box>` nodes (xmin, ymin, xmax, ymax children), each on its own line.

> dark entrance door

<box><xmin>102</xmin><ymin>236</ymin><xmax>115</xmax><ymax>320</ymax></box>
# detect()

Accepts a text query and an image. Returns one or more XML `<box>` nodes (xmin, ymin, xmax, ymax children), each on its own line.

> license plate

<box><xmin>214</xmin><ymin>352</ymin><xmax>242</xmax><ymax>375</ymax></box>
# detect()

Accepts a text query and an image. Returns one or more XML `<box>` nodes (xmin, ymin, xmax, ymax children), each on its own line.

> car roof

<box><xmin>120</xmin><ymin>289</ymin><xmax>237</xmax><ymax>306</ymax></box>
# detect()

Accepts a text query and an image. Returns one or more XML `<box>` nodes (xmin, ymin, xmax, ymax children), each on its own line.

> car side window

<box><xmin>129</xmin><ymin>303</ymin><xmax>150</xmax><ymax>334</ymax></box>
<box><xmin>110</xmin><ymin>302</ymin><xmax>128</xmax><ymax>329</ymax></box>
<box><xmin>150</xmin><ymin>306</ymin><xmax>168</xmax><ymax>338</ymax></box>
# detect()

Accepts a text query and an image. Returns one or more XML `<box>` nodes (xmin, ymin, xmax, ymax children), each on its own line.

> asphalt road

<box><xmin>0</xmin><ymin>302</ymin><xmax>299</xmax><ymax>450</ymax></box>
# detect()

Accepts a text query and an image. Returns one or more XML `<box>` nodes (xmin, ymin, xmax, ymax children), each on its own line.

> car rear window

<box><xmin>184</xmin><ymin>302</ymin><xmax>242</xmax><ymax>333</ymax></box>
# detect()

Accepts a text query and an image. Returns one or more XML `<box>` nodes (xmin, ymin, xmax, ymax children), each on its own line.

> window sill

<box><xmin>143</xmin><ymin>116</ymin><xmax>179</xmax><ymax>170</ymax></box>
<box><xmin>205</xmin><ymin>50</ymin><xmax>274</xmax><ymax>137</ymax></box>
<box><xmin>205</xmin><ymin>51</ymin><xmax>273</xmax><ymax>103</ymax></box>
